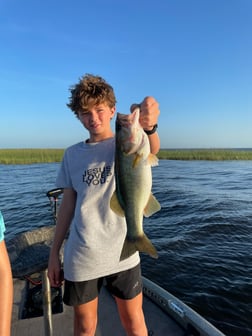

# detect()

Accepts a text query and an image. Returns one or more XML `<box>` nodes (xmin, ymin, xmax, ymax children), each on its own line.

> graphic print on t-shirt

<box><xmin>82</xmin><ymin>165</ymin><xmax>112</xmax><ymax>186</ymax></box>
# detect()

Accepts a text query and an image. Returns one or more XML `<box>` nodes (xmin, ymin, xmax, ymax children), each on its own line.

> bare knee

<box><xmin>74</xmin><ymin>300</ymin><xmax>98</xmax><ymax>336</ymax></box>
<box><xmin>116</xmin><ymin>294</ymin><xmax>148</xmax><ymax>336</ymax></box>
<box><xmin>121</xmin><ymin>310</ymin><xmax>147</xmax><ymax>336</ymax></box>
<box><xmin>74</xmin><ymin>313</ymin><xmax>97</xmax><ymax>336</ymax></box>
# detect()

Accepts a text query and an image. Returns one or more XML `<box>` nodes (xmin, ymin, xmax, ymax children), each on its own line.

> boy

<box><xmin>48</xmin><ymin>74</ymin><xmax>160</xmax><ymax>336</ymax></box>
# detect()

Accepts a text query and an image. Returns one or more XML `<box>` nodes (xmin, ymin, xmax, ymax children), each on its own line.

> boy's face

<box><xmin>78</xmin><ymin>103</ymin><xmax>116</xmax><ymax>142</ymax></box>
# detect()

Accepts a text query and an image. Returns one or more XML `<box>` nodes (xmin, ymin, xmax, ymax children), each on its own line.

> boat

<box><xmin>8</xmin><ymin>189</ymin><xmax>226</xmax><ymax>335</ymax></box>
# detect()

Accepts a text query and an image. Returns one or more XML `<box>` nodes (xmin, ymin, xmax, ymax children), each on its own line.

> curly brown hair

<box><xmin>67</xmin><ymin>74</ymin><xmax>117</xmax><ymax>117</ymax></box>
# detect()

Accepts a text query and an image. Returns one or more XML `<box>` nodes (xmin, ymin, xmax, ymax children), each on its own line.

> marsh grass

<box><xmin>158</xmin><ymin>149</ymin><xmax>252</xmax><ymax>161</ymax></box>
<box><xmin>1</xmin><ymin>148</ymin><xmax>252</xmax><ymax>164</ymax></box>
<box><xmin>0</xmin><ymin>149</ymin><xmax>64</xmax><ymax>164</ymax></box>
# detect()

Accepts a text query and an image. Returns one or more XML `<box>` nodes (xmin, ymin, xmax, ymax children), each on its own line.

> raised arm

<box><xmin>131</xmin><ymin>96</ymin><xmax>160</xmax><ymax>154</ymax></box>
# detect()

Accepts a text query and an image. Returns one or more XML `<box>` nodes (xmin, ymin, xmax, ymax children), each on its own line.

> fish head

<box><xmin>116</xmin><ymin>108</ymin><xmax>145</xmax><ymax>155</ymax></box>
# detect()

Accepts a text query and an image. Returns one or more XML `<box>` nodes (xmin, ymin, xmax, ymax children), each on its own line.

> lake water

<box><xmin>1</xmin><ymin>160</ymin><xmax>252</xmax><ymax>336</ymax></box>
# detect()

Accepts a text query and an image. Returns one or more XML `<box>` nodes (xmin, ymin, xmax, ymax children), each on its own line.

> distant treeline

<box><xmin>0</xmin><ymin>148</ymin><xmax>252</xmax><ymax>164</ymax></box>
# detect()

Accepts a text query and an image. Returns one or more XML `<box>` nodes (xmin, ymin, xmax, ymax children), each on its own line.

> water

<box><xmin>1</xmin><ymin>160</ymin><xmax>252</xmax><ymax>336</ymax></box>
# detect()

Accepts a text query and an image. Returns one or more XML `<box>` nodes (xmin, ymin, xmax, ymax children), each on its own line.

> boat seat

<box><xmin>6</xmin><ymin>226</ymin><xmax>56</xmax><ymax>278</ymax></box>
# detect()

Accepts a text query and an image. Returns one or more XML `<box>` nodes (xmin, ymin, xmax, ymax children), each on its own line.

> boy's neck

<box><xmin>86</xmin><ymin>131</ymin><xmax>114</xmax><ymax>143</ymax></box>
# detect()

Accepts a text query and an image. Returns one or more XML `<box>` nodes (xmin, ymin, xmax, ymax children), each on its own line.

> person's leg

<box><xmin>63</xmin><ymin>278</ymin><xmax>102</xmax><ymax>336</ymax></box>
<box><xmin>115</xmin><ymin>292</ymin><xmax>148</xmax><ymax>336</ymax></box>
<box><xmin>73</xmin><ymin>298</ymin><xmax>98</xmax><ymax>336</ymax></box>
<box><xmin>106</xmin><ymin>264</ymin><xmax>147</xmax><ymax>336</ymax></box>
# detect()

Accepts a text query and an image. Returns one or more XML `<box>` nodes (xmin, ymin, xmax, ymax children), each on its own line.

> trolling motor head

<box><xmin>46</xmin><ymin>188</ymin><xmax>63</xmax><ymax>224</ymax></box>
<box><xmin>46</xmin><ymin>188</ymin><xmax>64</xmax><ymax>199</ymax></box>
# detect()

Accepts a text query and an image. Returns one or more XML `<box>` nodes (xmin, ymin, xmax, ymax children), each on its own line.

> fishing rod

<box><xmin>42</xmin><ymin>188</ymin><xmax>63</xmax><ymax>336</ymax></box>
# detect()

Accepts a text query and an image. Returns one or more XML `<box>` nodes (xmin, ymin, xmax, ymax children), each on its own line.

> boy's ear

<box><xmin>111</xmin><ymin>106</ymin><xmax>116</xmax><ymax>118</ymax></box>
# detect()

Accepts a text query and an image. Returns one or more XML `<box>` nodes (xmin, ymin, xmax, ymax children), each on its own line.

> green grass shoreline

<box><xmin>1</xmin><ymin>148</ymin><xmax>252</xmax><ymax>164</ymax></box>
<box><xmin>158</xmin><ymin>149</ymin><xmax>252</xmax><ymax>161</ymax></box>
<box><xmin>0</xmin><ymin>149</ymin><xmax>64</xmax><ymax>164</ymax></box>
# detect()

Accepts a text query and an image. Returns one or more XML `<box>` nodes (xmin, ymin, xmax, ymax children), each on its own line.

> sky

<box><xmin>0</xmin><ymin>0</ymin><xmax>251</xmax><ymax>149</ymax></box>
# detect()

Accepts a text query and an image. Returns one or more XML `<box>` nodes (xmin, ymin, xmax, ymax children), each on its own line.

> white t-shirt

<box><xmin>56</xmin><ymin>137</ymin><xmax>140</xmax><ymax>281</ymax></box>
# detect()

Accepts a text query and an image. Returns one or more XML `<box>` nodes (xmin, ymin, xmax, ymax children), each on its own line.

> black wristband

<box><xmin>144</xmin><ymin>124</ymin><xmax>158</xmax><ymax>135</ymax></box>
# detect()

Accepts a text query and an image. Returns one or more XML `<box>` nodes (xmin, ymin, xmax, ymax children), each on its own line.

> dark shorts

<box><xmin>63</xmin><ymin>263</ymin><xmax>142</xmax><ymax>306</ymax></box>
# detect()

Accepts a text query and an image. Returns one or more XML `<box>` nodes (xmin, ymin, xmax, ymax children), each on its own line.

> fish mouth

<box><xmin>116</xmin><ymin>109</ymin><xmax>138</xmax><ymax>125</ymax></box>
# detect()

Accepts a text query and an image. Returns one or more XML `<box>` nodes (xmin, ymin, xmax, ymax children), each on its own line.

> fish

<box><xmin>110</xmin><ymin>107</ymin><xmax>161</xmax><ymax>260</ymax></box>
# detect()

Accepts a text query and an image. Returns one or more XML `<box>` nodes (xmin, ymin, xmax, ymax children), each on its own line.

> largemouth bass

<box><xmin>110</xmin><ymin>107</ymin><xmax>161</xmax><ymax>260</ymax></box>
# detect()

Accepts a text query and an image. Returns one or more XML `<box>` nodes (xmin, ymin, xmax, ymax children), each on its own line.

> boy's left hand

<box><xmin>131</xmin><ymin>96</ymin><xmax>160</xmax><ymax>131</ymax></box>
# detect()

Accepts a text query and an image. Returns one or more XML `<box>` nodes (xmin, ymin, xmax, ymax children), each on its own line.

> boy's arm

<box><xmin>146</xmin><ymin>131</ymin><xmax>160</xmax><ymax>155</ymax></box>
<box><xmin>131</xmin><ymin>96</ymin><xmax>160</xmax><ymax>154</ymax></box>
<box><xmin>48</xmin><ymin>188</ymin><xmax>76</xmax><ymax>287</ymax></box>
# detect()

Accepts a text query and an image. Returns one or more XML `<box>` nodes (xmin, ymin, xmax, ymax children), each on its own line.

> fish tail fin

<box><xmin>120</xmin><ymin>240</ymin><xmax>138</xmax><ymax>261</ymax></box>
<box><xmin>120</xmin><ymin>234</ymin><xmax>158</xmax><ymax>261</ymax></box>
<box><xmin>136</xmin><ymin>234</ymin><xmax>158</xmax><ymax>258</ymax></box>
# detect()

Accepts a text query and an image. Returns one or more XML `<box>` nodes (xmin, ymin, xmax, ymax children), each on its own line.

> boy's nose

<box><xmin>89</xmin><ymin>111</ymin><xmax>98</xmax><ymax>121</ymax></box>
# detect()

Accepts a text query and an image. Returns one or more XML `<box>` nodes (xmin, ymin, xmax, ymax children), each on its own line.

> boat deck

<box><xmin>11</xmin><ymin>278</ymin><xmax>184</xmax><ymax>336</ymax></box>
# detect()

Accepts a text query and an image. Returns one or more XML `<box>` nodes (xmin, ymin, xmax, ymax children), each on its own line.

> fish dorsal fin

<box><xmin>110</xmin><ymin>191</ymin><xmax>125</xmax><ymax>217</ymax></box>
<box><xmin>143</xmin><ymin>193</ymin><xmax>161</xmax><ymax>217</ymax></box>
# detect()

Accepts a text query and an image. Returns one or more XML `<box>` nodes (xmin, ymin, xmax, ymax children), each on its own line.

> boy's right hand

<box><xmin>47</xmin><ymin>254</ymin><xmax>64</xmax><ymax>287</ymax></box>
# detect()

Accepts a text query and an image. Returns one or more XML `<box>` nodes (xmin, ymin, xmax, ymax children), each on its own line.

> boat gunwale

<box><xmin>142</xmin><ymin>276</ymin><xmax>225</xmax><ymax>336</ymax></box>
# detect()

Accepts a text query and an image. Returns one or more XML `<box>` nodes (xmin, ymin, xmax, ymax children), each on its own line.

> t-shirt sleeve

<box><xmin>0</xmin><ymin>211</ymin><xmax>6</xmax><ymax>242</ymax></box>
<box><xmin>56</xmin><ymin>150</ymin><xmax>73</xmax><ymax>189</ymax></box>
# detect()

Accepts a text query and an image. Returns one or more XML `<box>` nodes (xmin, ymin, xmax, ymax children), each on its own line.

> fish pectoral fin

<box><xmin>132</xmin><ymin>153</ymin><xmax>143</xmax><ymax>168</ymax></box>
<box><xmin>143</xmin><ymin>193</ymin><xmax>161</xmax><ymax>217</ymax></box>
<box><xmin>120</xmin><ymin>234</ymin><xmax>158</xmax><ymax>261</ymax></box>
<box><xmin>110</xmin><ymin>191</ymin><xmax>125</xmax><ymax>217</ymax></box>
<box><xmin>147</xmin><ymin>153</ymin><xmax>159</xmax><ymax>167</ymax></box>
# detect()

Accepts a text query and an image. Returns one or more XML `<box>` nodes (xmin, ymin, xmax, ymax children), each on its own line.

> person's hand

<box><xmin>130</xmin><ymin>96</ymin><xmax>160</xmax><ymax>131</ymax></box>
<box><xmin>47</xmin><ymin>253</ymin><xmax>64</xmax><ymax>287</ymax></box>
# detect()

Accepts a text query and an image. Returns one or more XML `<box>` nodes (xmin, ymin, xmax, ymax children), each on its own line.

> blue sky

<box><xmin>0</xmin><ymin>0</ymin><xmax>251</xmax><ymax>149</ymax></box>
